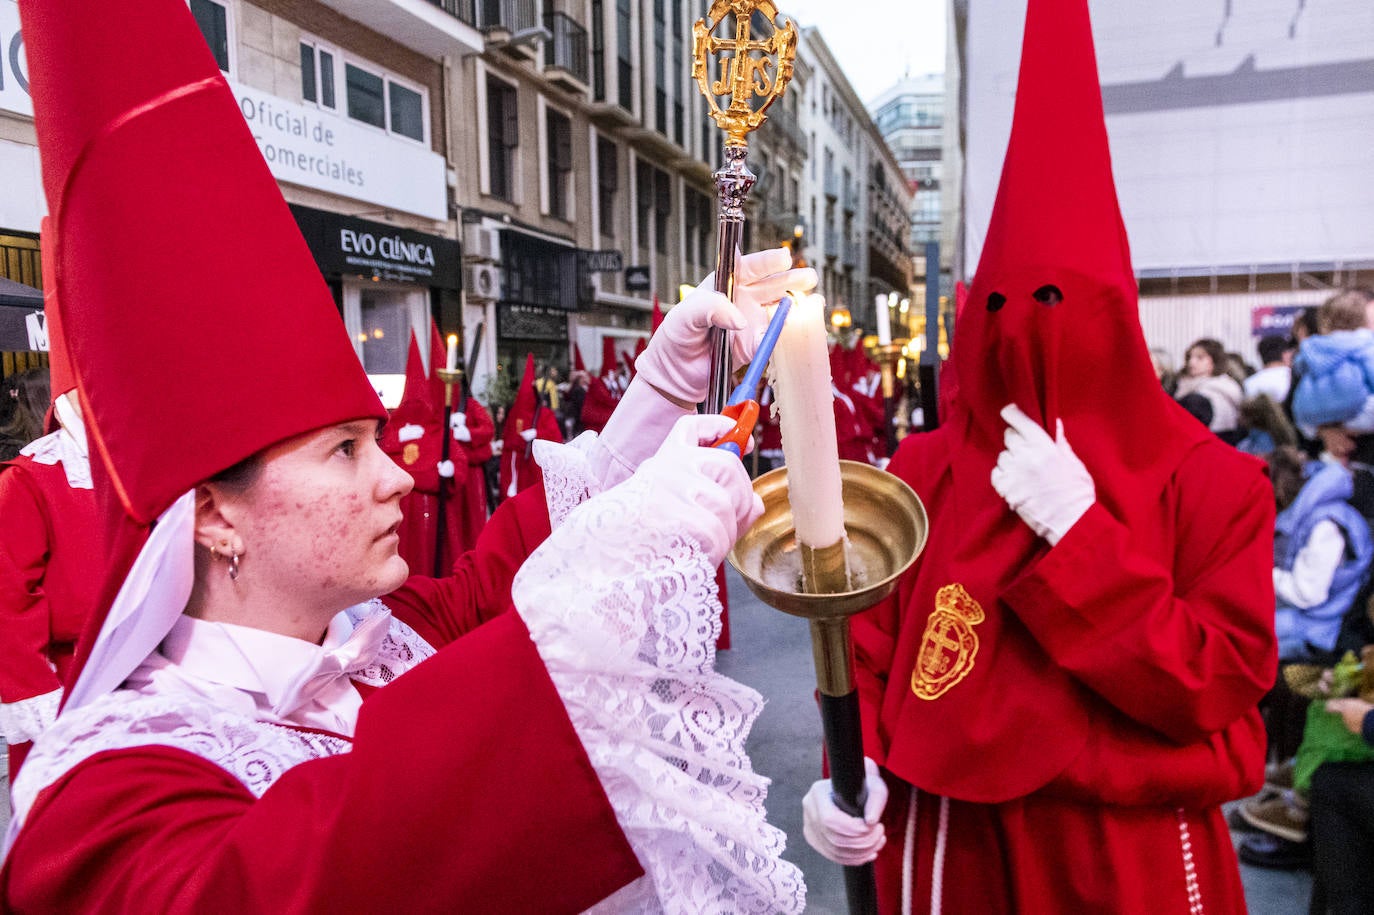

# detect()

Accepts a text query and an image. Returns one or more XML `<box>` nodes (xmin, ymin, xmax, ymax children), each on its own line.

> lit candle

<box><xmin>446</xmin><ymin>334</ymin><xmax>458</xmax><ymax>372</ymax></box>
<box><xmin>874</xmin><ymin>294</ymin><xmax>892</xmax><ymax>346</ymax></box>
<box><xmin>772</xmin><ymin>293</ymin><xmax>846</xmax><ymax>549</ymax></box>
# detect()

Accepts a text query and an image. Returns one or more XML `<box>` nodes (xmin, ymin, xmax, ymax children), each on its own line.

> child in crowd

<box><xmin>1292</xmin><ymin>290</ymin><xmax>1374</xmax><ymax>440</ymax></box>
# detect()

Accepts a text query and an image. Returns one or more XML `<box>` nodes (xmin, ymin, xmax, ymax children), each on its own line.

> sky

<box><xmin>780</xmin><ymin>0</ymin><xmax>947</xmax><ymax>106</ymax></box>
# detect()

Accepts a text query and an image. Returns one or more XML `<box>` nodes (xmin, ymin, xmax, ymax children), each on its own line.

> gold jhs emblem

<box><xmin>402</xmin><ymin>443</ymin><xmax>420</xmax><ymax>466</ymax></box>
<box><xmin>911</xmin><ymin>583</ymin><xmax>985</xmax><ymax>700</ymax></box>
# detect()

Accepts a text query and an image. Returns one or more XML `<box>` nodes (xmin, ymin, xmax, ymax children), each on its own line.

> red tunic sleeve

<box><xmin>382</xmin><ymin>485</ymin><xmax>551</xmax><ymax>647</ymax></box>
<box><xmin>459</xmin><ymin>399</ymin><xmax>495</xmax><ymax>465</ymax></box>
<box><xmin>0</xmin><ymin>613</ymin><xmax>642</xmax><ymax>913</ymax></box>
<box><xmin>1002</xmin><ymin>444</ymin><xmax>1277</xmax><ymax>744</ymax></box>
<box><xmin>0</xmin><ymin>468</ymin><xmax>63</xmax><ymax>777</ymax></box>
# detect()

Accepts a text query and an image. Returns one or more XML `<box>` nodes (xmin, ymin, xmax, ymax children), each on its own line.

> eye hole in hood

<box><xmin>987</xmin><ymin>292</ymin><xmax>1007</xmax><ymax>312</ymax></box>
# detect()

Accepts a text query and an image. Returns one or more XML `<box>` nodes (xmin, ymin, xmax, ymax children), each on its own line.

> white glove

<box><xmin>989</xmin><ymin>403</ymin><xmax>1095</xmax><ymax>545</ymax></box>
<box><xmin>630</xmin><ymin>414</ymin><xmax>765</xmax><ymax>567</ymax></box>
<box><xmin>519</xmin><ymin>427</ymin><xmax>538</xmax><ymax>443</ymax></box>
<box><xmin>437</xmin><ymin>460</ymin><xmax>456</xmax><ymax>479</ymax></box>
<box><xmin>451</xmin><ymin>414</ymin><xmax>472</xmax><ymax>443</ymax></box>
<box><xmin>636</xmin><ymin>248</ymin><xmax>817</xmax><ymax>404</ymax></box>
<box><xmin>802</xmin><ymin>757</ymin><xmax>889</xmax><ymax>866</ymax></box>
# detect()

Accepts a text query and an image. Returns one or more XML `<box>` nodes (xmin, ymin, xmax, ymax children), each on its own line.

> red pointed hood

<box><xmin>22</xmin><ymin>0</ymin><xmax>383</xmax><ymax>527</ymax></box>
<box><xmin>651</xmin><ymin>296</ymin><xmax>664</xmax><ymax>332</ymax></box>
<box><xmin>879</xmin><ymin>0</ymin><xmax>1215</xmax><ymax>804</ymax></box>
<box><xmin>573</xmin><ymin>342</ymin><xmax>587</xmax><ymax>373</ymax></box>
<box><xmin>398</xmin><ymin>330</ymin><xmax>432</xmax><ymax>413</ymax></box>
<box><xmin>428</xmin><ymin>322</ymin><xmax>451</xmax><ymax>407</ymax></box>
<box><xmin>600</xmin><ymin>337</ymin><xmax>619</xmax><ymax>377</ymax></box>
<box><xmin>506</xmin><ymin>353</ymin><xmax>539</xmax><ymax>438</ymax></box>
<box><xmin>948</xmin><ymin>0</ymin><xmax>1208</xmax><ymax>510</ymax></box>
<box><xmin>18</xmin><ymin>0</ymin><xmax>383</xmax><ymax>716</ymax></box>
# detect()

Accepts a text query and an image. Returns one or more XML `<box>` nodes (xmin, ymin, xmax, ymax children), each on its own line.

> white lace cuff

<box><xmin>0</xmin><ymin>689</ymin><xmax>62</xmax><ymax>744</ymax></box>
<box><xmin>533</xmin><ymin>432</ymin><xmax>604</xmax><ymax>530</ymax></box>
<box><xmin>513</xmin><ymin>475</ymin><xmax>805</xmax><ymax>914</ymax></box>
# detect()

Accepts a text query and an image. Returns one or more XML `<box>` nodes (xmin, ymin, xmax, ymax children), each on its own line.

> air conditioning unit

<box><xmin>466</xmin><ymin>263</ymin><xmax>502</xmax><ymax>301</ymax></box>
<box><xmin>463</xmin><ymin>225</ymin><xmax>500</xmax><ymax>262</ymax></box>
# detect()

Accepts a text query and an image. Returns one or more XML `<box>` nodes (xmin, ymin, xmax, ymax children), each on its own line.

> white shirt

<box><xmin>1243</xmin><ymin>365</ymin><xmax>1292</xmax><ymax>404</ymax></box>
<box><xmin>125</xmin><ymin>610</ymin><xmax>374</xmax><ymax>737</ymax></box>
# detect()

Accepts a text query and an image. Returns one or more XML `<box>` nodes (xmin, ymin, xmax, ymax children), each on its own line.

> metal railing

<box><xmin>544</xmin><ymin>13</ymin><xmax>589</xmax><ymax>84</ymax></box>
<box><xmin>426</xmin><ymin>0</ymin><xmax>477</xmax><ymax>25</ymax></box>
<box><xmin>478</xmin><ymin>0</ymin><xmax>537</xmax><ymax>33</ymax></box>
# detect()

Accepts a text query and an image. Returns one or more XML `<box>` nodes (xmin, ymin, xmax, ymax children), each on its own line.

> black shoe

<box><xmin>1238</xmin><ymin>832</ymin><xmax>1312</xmax><ymax>870</ymax></box>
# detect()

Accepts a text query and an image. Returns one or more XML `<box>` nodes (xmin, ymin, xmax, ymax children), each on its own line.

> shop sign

<box><xmin>580</xmin><ymin>250</ymin><xmax>623</xmax><ymax>273</ymax></box>
<box><xmin>1251</xmin><ymin>304</ymin><xmax>1305</xmax><ymax>338</ymax></box>
<box><xmin>290</xmin><ymin>205</ymin><xmax>461</xmax><ymax>290</ymax></box>
<box><xmin>0</xmin><ymin>0</ymin><xmax>31</xmax><ymax>117</ymax></box>
<box><xmin>624</xmin><ymin>265</ymin><xmax>651</xmax><ymax>291</ymax></box>
<box><xmin>497</xmin><ymin>303</ymin><xmax>568</xmax><ymax>342</ymax></box>
<box><xmin>231</xmin><ymin>81</ymin><xmax>445</xmax><ymax>222</ymax></box>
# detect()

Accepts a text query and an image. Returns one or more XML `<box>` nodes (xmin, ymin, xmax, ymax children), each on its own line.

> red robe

<box><xmin>833</xmin><ymin>388</ymin><xmax>874</xmax><ymax>465</ymax></box>
<box><xmin>0</xmin><ymin>485</ymin><xmax>641</xmax><ymax>913</ymax></box>
<box><xmin>452</xmin><ymin>397</ymin><xmax>495</xmax><ymax>556</ymax></box>
<box><xmin>380</xmin><ymin>403</ymin><xmax>464</xmax><ymax>579</ymax></box>
<box><xmin>852</xmin><ymin>432</ymin><xmax>1273</xmax><ymax>913</ymax></box>
<box><xmin>498</xmin><ymin>407</ymin><xmax>563</xmax><ymax>500</ymax></box>
<box><xmin>0</xmin><ymin>452</ymin><xmax>101</xmax><ymax>780</ymax></box>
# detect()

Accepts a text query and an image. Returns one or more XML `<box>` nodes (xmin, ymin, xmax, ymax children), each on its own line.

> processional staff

<box><xmin>692</xmin><ymin>5</ymin><xmax>928</xmax><ymax>913</ymax></box>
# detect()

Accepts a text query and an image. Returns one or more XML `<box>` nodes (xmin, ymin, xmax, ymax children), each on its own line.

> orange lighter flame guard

<box><xmin>711</xmin><ymin>400</ymin><xmax>759</xmax><ymax>456</ymax></box>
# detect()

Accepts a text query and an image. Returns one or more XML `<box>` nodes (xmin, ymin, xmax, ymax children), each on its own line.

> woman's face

<box><xmin>1186</xmin><ymin>346</ymin><xmax>1214</xmax><ymax>378</ymax></box>
<box><xmin>220</xmin><ymin>419</ymin><xmax>414</xmax><ymax>615</ymax></box>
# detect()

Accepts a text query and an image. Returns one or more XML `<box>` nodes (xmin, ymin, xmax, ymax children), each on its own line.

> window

<box><xmin>389</xmin><ymin>82</ymin><xmax>424</xmax><ymax>141</ymax></box>
<box><xmin>190</xmin><ymin>0</ymin><xmax>231</xmax><ymax>73</ymax></box>
<box><xmin>671</xmin><ymin>0</ymin><xmax>684</xmax><ymax>146</ymax></box>
<box><xmin>487</xmin><ymin>76</ymin><xmax>519</xmax><ymax>201</ymax></box>
<box><xmin>653</xmin><ymin>168</ymin><xmax>670</xmax><ymax>255</ymax></box>
<box><xmin>300</xmin><ymin>43</ymin><xmax>336</xmax><ymax>109</ymax></box>
<box><xmin>653</xmin><ymin>0</ymin><xmax>666</xmax><ymax>135</ymax></box>
<box><xmin>636</xmin><ymin>160</ymin><xmax>653</xmax><ymax>257</ymax></box>
<box><xmin>546</xmin><ymin>108</ymin><xmax>573</xmax><ymax>220</ymax></box>
<box><xmin>591</xmin><ymin>0</ymin><xmax>606</xmax><ymax>100</ymax></box>
<box><xmin>616</xmin><ymin>0</ymin><xmax>632</xmax><ymax>110</ymax></box>
<box><xmin>346</xmin><ymin>64</ymin><xmax>385</xmax><ymax>129</ymax></box>
<box><xmin>597</xmin><ymin>137</ymin><xmax>618</xmax><ymax>238</ymax></box>
<box><xmin>299</xmin><ymin>41</ymin><xmax>428</xmax><ymax>142</ymax></box>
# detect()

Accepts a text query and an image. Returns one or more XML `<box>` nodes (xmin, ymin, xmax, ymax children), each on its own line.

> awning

<box><xmin>0</xmin><ymin>277</ymin><xmax>45</xmax><ymax>351</ymax></box>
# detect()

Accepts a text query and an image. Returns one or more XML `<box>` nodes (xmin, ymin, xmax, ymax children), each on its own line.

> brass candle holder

<box><xmin>730</xmin><ymin>460</ymin><xmax>927</xmax><ymax>915</ymax></box>
<box><xmin>867</xmin><ymin>340</ymin><xmax>907</xmax><ymax>400</ymax></box>
<box><xmin>433</xmin><ymin>366</ymin><xmax>464</xmax><ymax>578</ymax></box>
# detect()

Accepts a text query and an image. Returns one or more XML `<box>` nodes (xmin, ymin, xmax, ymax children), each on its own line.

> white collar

<box><xmin>159</xmin><ymin>611</ymin><xmax>358</xmax><ymax>714</ymax></box>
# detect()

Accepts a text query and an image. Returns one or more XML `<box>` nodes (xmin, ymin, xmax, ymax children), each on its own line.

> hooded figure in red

<box><xmin>379</xmin><ymin>330</ymin><xmax>464</xmax><ymax>576</ymax></box>
<box><xmin>439</xmin><ymin>324</ymin><xmax>495</xmax><ymax>557</ymax></box>
<box><xmin>499</xmin><ymin>353</ymin><xmax>563</xmax><ymax>500</ymax></box>
<box><xmin>805</xmin><ymin>0</ymin><xmax>1276</xmax><ymax>911</ymax></box>
<box><xmin>0</xmin><ymin>220</ymin><xmax>102</xmax><ymax>780</ymax></box>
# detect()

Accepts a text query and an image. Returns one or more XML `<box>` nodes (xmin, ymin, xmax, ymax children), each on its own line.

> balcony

<box><xmin>479</xmin><ymin>0</ymin><xmax>548</xmax><ymax>58</ymax></box>
<box><xmin>543</xmin><ymin>13</ymin><xmax>589</xmax><ymax>94</ymax></box>
<box><xmin>824</xmin><ymin>228</ymin><xmax>839</xmax><ymax>259</ymax></box>
<box><xmin>842</xmin><ymin>183</ymin><xmax>859</xmax><ymax>214</ymax></box>
<box><xmin>315</xmin><ymin>0</ymin><xmax>482</xmax><ymax>57</ymax></box>
<box><xmin>823</xmin><ymin>170</ymin><xmax>839</xmax><ymax>200</ymax></box>
<box><xmin>843</xmin><ymin>238</ymin><xmax>860</xmax><ymax>267</ymax></box>
<box><xmin>760</xmin><ymin>105</ymin><xmax>806</xmax><ymax>156</ymax></box>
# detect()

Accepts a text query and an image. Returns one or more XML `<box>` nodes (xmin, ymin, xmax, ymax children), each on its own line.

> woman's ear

<box><xmin>194</xmin><ymin>483</ymin><xmax>244</xmax><ymax>558</ymax></box>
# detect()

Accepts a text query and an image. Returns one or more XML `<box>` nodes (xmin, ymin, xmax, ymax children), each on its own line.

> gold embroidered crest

<box><xmin>911</xmin><ymin>583</ymin><xmax>985</xmax><ymax>700</ymax></box>
<box><xmin>402</xmin><ymin>442</ymin><xmax>420</xmax><ymax>466</ymax></box>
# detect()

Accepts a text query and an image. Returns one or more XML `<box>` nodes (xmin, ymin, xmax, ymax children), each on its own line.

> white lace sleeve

<box><xmin>534</xmin><ymin>432</ymin><xmax>604</xmax><ymax>530</ymax></box>
<box><xmin>513</xmin><ymin>475</ymin><xmax>806</xmax><ymax>914</ymax></box>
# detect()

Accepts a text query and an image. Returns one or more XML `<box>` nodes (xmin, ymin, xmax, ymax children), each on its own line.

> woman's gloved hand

<box><xmin>635</xmin><ymin>248</ymin><xmax>817</xmax><ymax>406</ymax></box>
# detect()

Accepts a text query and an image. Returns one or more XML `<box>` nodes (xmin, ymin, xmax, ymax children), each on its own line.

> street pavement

<box><xmin>0</xmin><ymin>574</ymin><xmax>1312</xmax><ymax>912</ymax></box>
<box><xmin>717</xmin><ymin>565</ymin><xmax>1313</xmax><ymax>914</ymax></box>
